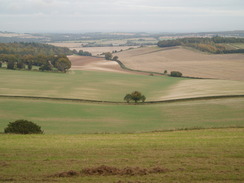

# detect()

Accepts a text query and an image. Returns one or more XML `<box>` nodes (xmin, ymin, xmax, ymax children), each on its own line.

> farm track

<box><xmin>1</xmin><ymin>94</ymin><xmax>244</xmax><ymax>105</ymax></box>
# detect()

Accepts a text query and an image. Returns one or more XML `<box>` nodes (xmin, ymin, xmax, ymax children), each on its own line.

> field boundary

<box><xmin>0</xmin><ymin>94</ymin><xmax>244</xmax><ymax>105</ymax></box>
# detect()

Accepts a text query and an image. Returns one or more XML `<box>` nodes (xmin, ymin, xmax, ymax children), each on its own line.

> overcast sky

<box><xmin>0</xmin><ymin>0</ymin><xmax>244</xmax><ymax>33</ymax></box>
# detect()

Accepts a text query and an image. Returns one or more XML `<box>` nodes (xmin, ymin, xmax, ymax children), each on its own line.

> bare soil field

<box><xmin>68</xmin><ymin>55</ymin><xmax>128</xmax><ymax>73</ymax></box>
<box><xmin>116</xmin><ymin>46</ymin><xmax>244</xmax><ymax>81</ymax></box>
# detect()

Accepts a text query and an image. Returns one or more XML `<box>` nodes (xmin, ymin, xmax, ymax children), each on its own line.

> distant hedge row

<box><xmin>157</xmin><ymin>37</ymin><xmax>244</xmax><ymax>54</ymax></box>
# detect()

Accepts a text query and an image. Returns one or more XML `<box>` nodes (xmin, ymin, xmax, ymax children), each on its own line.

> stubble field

<box><xmin>116</xmin><ymin>46</ymin><xmax>244</xmax><ymax>80</ymax></box>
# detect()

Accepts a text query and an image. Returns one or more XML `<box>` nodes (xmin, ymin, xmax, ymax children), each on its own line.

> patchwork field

<box><xmin>116</xmin><ymin>46</ymin><xmax>244</xmax><ymax>81</ymax></box>
<box><xmin>0</xmin><ymin>128</ymin><xmax>243</xmax><ymax>182</ymax></box>
<box><xmin>1</xmin><ymin>43</ymin><xmax>244</xmax><ymax>183</ymax></box>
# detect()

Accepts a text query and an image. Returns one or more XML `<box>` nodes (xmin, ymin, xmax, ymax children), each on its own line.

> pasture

<box><xmin>0</xmin><ymin>97</ymin><xmax>244</xmax><ymax>134</ymax></box>
<box><xmin>1</xmin><ymin>69</ymin><xmax>244</xmax><ymax>101</ymax></box>
<box><xmin>0</xmin><ymin>69</ymin><xmax>180</xmax><ymax>101</ymax></box>
<box><xmin>0</xmin><ymin>128</ymin><xmax>243</xmax><ymax>182</ymax></box>
<box><xmin>116</xmin><ymin>46</ymin><xmax>244</xmax><ymax>81</ymax></box>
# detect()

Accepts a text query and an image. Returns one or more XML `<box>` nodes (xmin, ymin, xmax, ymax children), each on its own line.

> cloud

<box><xmin>0</xmin><ymin>0</ymin><xmax>243</xmax><ymax>32</ymax></box>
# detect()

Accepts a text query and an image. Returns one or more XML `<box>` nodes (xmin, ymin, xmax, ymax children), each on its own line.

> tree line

<box><xmin>157</xmin><ymin>37</ymin><xmax>244</xmax><ymax>54</ymax></box>
<box><xmin>0</xmin><ymin>42</ymin><xmax>72</xmax><ymax>72</ymax></box>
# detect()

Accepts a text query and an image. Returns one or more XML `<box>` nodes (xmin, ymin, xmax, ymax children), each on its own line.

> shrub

<box><xmin>170</xmin><ymin>71</ymin><xmax>182</xmax><ymax>77</ymax></box>
<box><xmin>4</xmin><ymin>120</ymin><xmax>43</xmax><ymax>134</ymax></box>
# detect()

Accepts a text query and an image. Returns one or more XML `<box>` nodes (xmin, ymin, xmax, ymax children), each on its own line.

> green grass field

<box><xmin>0</xmin><ymin>69</ymin><xmax>180</xmax><ymax>101</ymax></box>
<box><xmin>1</xmin><ymin>69</ymin><xmax>244</xmax><ymax>101</ymax></box>
<box><xmin>0</xmin><ymin>97</ymin><xmax>243</xmax><ymax>134</ymax></box>
<box><xmin>0</xmin><ymin>128</ymin><xmax>243</xmax><ymax>182</ymax></box>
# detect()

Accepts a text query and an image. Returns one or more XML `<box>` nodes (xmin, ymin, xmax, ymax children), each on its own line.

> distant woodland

<box><xmin>157</xmin><ymin>37</ymin><xmax>244</xmax><ymax>54</ymax></box>
<box><xmin>0</xmin><ymin>42</ymin><xmax>73</xmax><ymax>72</ymax></box>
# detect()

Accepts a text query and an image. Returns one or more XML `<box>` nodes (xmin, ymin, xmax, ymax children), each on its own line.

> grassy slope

<box><xmin>0</xmin><ymin>98</ymin><xmax>243</xmax><ymax>134</ymax></box>
<box><xmin>0</xmin><ymin>128</ymin><xmax>243</xmax><ymax>182</ymax></box>
<box><xmin>1</xmin><ymin>69</ymin><xmax>244</xmax><ymax>102</ymax></box>
<box><xmin>0</xmin><ymin>69</ymin><xmax>179</xmax><ymax>101</ymax></box>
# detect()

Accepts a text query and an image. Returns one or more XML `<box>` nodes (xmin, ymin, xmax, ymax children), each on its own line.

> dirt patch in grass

<box><xmin>56</xmin><ymin>170</ymin><xmax>79</xmax><ymax>177</ymax></box>
<box><xmin>52</xmin><ymin>165</ymin><xmax>169</xmax><ymax>177</ymax></box>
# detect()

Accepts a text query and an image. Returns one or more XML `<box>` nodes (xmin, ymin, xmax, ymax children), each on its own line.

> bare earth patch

<box><xmin>116</xmin><ymin>46</ymin><xmax>244</xmax><ymax>81</ymax></box>
<box><xmin>52</xmin><ymin>165</ymin><xmax>169</xmax><ymax>177</ymax></box>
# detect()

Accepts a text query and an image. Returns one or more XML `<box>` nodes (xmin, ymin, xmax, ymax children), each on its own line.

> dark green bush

<box><xmin>170</xmin><ymin>71</ymin><xmax>182</xmax><ymax>77</ymax></box>
<box><xmin>4</xmin><ymin>120</ymin><xmax>43</xmax><ymax>134</ymax></box>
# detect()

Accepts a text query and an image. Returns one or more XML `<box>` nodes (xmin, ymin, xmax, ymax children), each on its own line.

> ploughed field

<box><xmin>116</xmin><ymin>46</ymin><xmax>244</xmax><ymax>81</ymax></box>
<box><xmin>0</xmin><ymin>129</ymin><xmax>243</xmax><ymax>182</ymax></box>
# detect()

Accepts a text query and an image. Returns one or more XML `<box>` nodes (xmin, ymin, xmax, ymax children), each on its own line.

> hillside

<box><xmin>0</xmin><ymin>69</ymin><xmax>244</xmax><ymax>102</ymax></box>
<box><xmin>116</xmin><ymin>46</ymin><xmax>244</xmax><ymax>80</ymax></box>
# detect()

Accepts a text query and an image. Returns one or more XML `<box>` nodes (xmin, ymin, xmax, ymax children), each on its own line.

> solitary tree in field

<box><xmin>124</xmin><ymin>91</ymin><xmax>146</xmax><ymax>103</ymax></box>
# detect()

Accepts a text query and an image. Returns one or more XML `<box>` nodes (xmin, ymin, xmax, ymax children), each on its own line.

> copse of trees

<box><xmin>77</xmin><ymin>50</ymin><xmax>92</xmax><ymax>56</ymax></box>
<box><xmin>157</xmin><ymin>37</ymin><xmax>244</xmax><ymax>54</ymax></box>
<box><xmin>124</xmin><ymin>91</ymin><xmax>146</xmax><ymax>103</ymax></box>
<box><xmin>0</xmin><ymin>42</ymin><xmax>73</xmax><ymax>72</ymax></box>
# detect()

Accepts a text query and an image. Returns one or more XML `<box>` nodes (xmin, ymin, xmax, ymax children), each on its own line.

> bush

<box><xmin>170</xmin><ymin>71</ymin><xmax>182</xmax><ymax>77</ymax></box>
<box><xmin>4</xmin><ymin>120</ymin><xmax>43</xmax><ymax>134</ymax></box>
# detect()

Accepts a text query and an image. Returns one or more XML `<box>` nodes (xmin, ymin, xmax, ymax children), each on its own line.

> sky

<box><xmin>0</xmin><ymin>0</ymin><xmax>244</xmax><ymax>33</ymax></box>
